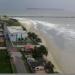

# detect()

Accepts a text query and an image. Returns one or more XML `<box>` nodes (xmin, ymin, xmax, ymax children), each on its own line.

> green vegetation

<box><xmin>44</xmin><ymin>61</ymin><xmax>54</xmax><ymax>73</ymax></box>
<box><xmin>6</xmin><ymin>18</ymin><xmax>21</xmax><ymax>26</ymax></box>
<box><xmin>0</xmin><ymin>50</ymin><xmax>13</xmax><ymax>73</ymax></box>
<box><xmin>25</xmin><ymin>37</ymin><xmax>38</xmax><ymax>45</ymax></box>
<box><xmin>28</xmin><ymin>32</ymin><xmax>37</xmax><ymax>39</ymax></box>
<box><xmin>32</xmin><ymin>45</ymin><xmax>48</xmax><ymax>58</ymax></box>
<box><xmin>22</xmin><ymin>26</ymin><xmax>27</xmax><ymax>31</ymax></box>
<box><xmin>28</xmin><ymin>32</ymin><xmax>42</xmax><ymax>44</ymax></box>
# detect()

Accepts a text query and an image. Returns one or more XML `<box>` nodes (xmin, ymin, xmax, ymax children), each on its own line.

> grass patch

<box><xmin>0</xmin><ymin>50</ymin><xmax>13</xmax><ymax>73</ymax></box>
<box><xmin>25</xmin><ymin>38</ymin><xmax>38</xmax><ymax>45</ymax></box>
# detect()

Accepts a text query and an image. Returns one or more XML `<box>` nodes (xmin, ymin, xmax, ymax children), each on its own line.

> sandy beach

<box><xmin>18</xmin><ymin>18</ymin><xmax>62</xmax><ymax>73</ymax></box>
<box><xmin>12</xmin><ymin>17</ymin><xmax>75</xmax><ymax>73</ymax></box>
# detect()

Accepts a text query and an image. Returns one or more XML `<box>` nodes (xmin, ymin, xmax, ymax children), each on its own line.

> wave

<box><xmin>15</xmin><ymin>17</ymin><xmax>75</xmax><ymax>40</ymax></box>
<box><xmin>30</xmin><ymin>20</ymin><xmax>75</xmax><ymax>40</ymax></box>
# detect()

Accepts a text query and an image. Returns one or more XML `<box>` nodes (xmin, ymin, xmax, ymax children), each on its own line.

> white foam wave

<box><xmin>15</xmin><ymin>17</ymin><xmax>75</xmax><ymax>40</ymax></box>
<box><xmin>31</xmin><ymin>20</ymin><xmax>75</xmax><ymax>40</ymax></box>
<box><xmin>55</xmin><ymin>27</ymin><xmax>75</xmax><ymax>39</ymax></box>
<box><xmin>33</xmin><ymin>20</ymin><xmax>57</xmax><ymax>28</ymax></box>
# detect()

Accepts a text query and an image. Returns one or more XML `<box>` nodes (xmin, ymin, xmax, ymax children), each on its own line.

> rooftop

<box><xmin>7</xmin><ymin>26</ymin><xmax>26</xmax><ymax>33</ymax></box>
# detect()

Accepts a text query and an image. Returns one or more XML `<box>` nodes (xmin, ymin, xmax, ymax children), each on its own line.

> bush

<box><xmin>6</xmin><ymin>18</ymin><xmax>21</xmax><ymax>26</ymax></box>
<box><xmin>38</xmin><ymin>45</ymin><xmax>48</xmax><ymax>56</ymax></box>
<box><xmin>32</xmin><ymin>45</ymin><xmax>48</xmax><ymax>58</ymax></box>
<box><xmin>44</xmin><ymin>61</ymin><xmax>54</xmax><ymax>73</ymax></box>
<box><xmin>35</xmin><ymin>38</ymin><xmax>42</xmax><ymax>42</ymax></box>
<box><xmin>22</xmin><ymin>26</ymin><xmax>27</xmax><ymax>31</ymax></box>
<box><xmin>28</xmin><ymin>32</ymin><xmax>42</xmax><ymax>43</ymax></box>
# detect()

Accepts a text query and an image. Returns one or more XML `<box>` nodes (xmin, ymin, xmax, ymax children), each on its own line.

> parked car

<box><xmin>27</xmin><ymin>57</ymin><xmax>45</xmax><ymax>73</ymax></box>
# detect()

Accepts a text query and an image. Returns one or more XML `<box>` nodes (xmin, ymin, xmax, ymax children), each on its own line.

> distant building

<box><xmin>7</xmin><ymin>26</ymin><xmax>28</xmax><ymax>41</ymax></box>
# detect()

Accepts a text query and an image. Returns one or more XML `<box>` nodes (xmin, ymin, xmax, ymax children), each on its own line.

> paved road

<box><xmin>4</xmin><ymin>23</ymin><xmax>29</xmax><ymax>73</ymax></box>
<box><xmin>13</xmin><ymin>55</ymin><xmax>28</xmax><ymax>73</ymax></box>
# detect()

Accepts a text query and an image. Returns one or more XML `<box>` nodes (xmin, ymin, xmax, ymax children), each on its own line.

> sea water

<box><xmin>13</xmin><ymin>11</ymin><xmax>75</xmax><ymax>73</ymax></box>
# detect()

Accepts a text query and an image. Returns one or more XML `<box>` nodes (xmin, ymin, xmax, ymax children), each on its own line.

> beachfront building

<box><xmin>7</xmin><ymin>26</ymin><xmax>28</xmax><ymax>42</ymax></box>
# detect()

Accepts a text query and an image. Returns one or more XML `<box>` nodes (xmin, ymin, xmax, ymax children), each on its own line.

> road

<box><xmin>3</xmin><ymin>23</ymin><xmax>30</xmax><ymax>73</ymax></box>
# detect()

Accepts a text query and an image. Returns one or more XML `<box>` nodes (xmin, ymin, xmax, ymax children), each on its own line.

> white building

<box><xmin>7</xmin><ymin>26</ymin><xmax>28</xmax><ymax>41</ymax></box>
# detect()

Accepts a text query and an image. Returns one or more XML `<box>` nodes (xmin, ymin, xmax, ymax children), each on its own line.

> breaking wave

<box><xmin>15</xmin><ymin>17</ymin><xmax>75</xmax><ymax>49</ymax></box>
<box><xmin>31</xmin><ymin>20</ymin><xmax>75</xmax><ymax>40</ymax></box>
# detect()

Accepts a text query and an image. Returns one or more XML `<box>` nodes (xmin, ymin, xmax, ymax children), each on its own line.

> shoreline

<box><xmin>18</xmin><ymin>18</ymin><xmax>62</xmax><ymax>73</ymax></box>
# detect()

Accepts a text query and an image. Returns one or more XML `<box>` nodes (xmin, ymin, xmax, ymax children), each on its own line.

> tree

<box><xmin>38</xmin><ymin>45</ymin><xmax>48</xmax><ymax>56</ymax></box>
<box><xmin>32</xmin><ymin>45</ymin><xmax>48</xmax><ymax>58</ymax></box>
<box><xmin>31</xmin><ymin>32</ymin><xmax>37</xmax><ymax>39</ymax></box>
<box><xmin>44</xmin><ymin>61</ymin><xmax>54</xmax><ymax>73</ymax></box>
<box><xmin>28</xmin><ymin>32</ymin><xmax>37</xmax><ymax>39</ymax></box>
<box><xmin>28</xmin><ymin>32</ymin><xmax>32</xmax><ymax>37</ymax></box>
<box><xmin>22</xmin><ymin>26</ymin><xmax>27</xmax><ymax>31</ymax></box>
<box><xmin>35</xmin><ymin>38</ymin><xmax>42</xmax><ymax>42</ymax></box>
<box><xmin>10</xmin><ymin>18</ymin><xmax>18</xmax><ymax>22</ymax></box>
<box><xmin>32</xmin><ymin>46</ymin><xmax>42</xmax><ymax>58</ymax></box>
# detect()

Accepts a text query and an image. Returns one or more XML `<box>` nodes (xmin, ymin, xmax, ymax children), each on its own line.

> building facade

<box><xmin>7</xmin><ymin>26</ymin><xmax>28</xmax><ymax>41</ymax></box>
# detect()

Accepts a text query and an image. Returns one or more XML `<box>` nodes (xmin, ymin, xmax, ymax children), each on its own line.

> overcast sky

<box><xmin>0</xmin><ymin>0</ymin><xmax>75</xmax><ymax>12</ymax></box>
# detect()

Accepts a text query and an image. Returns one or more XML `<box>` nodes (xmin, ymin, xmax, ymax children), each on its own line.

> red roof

<box><xmin>25</xmin><ymin>45</ymin><xmax>33</xmax><ymax>49</ymax></box>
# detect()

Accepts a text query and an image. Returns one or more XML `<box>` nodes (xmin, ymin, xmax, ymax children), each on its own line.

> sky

<box><xmin>0</xmin><ymin>0</ymin><xmax>75</xmax><ymax>12</ymax></box>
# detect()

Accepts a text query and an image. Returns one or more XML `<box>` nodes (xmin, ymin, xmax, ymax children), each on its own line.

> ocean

<box><xmin>12</xmin><ymin>10</ymin><xmax>75</xmax><ymax>53</ymax></box>
<box><xmin>16</xmin><ymin>15</ymin><xmax>75</xmax><ymax>50</ymax></box>
<box><xmin>13</xmin><ymin>11</ymin><xmax>75</xmax><ymax>72</ymax></box>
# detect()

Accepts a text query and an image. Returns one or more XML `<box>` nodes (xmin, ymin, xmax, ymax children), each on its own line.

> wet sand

<box><xmin>19</xmin><ymin>20</ymin><xmax>62</xmax><ymax>73</ymax></box>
